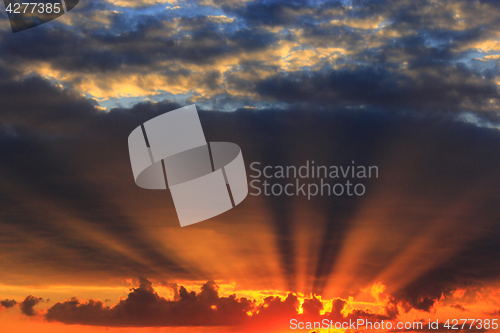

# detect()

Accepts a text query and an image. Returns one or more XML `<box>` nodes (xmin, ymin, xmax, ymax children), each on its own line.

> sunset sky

<box><xmin>1</xmin><ymin>0</ymin><xmax>500</xmax><ymax>332</ymax></box>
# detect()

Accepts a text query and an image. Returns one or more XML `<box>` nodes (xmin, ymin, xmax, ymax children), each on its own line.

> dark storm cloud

<box><xmin>0</xmin><ymin>66</ymin><xmax>197</xmax><ymax>282</ymax></box>
<box><xmin>2</xmin><ymin>62</ymin><xmax>500</xmax><ymax>307</ymax></box>
<box><xmin>202</xmin><ymin>106</ymin><xmax>500</xmax><ymax>304</ymax></box>
<box><xmin>0</xmin><ymin>0</ymin><xmax>499</xmax><ymax>112</ymax></box>
<box><xmin>0</xmin><ymin>123</ymin><xmax>192</xmax><ymax>278</ymax></box>
<box><xmin>255</xmin><ymin>65</ymin><xmax>499</xmax><ymax>112</ymax></box>
<box><xmin>234</xmin><ymin>0</ymin><xmax>500</xmax><ymax>113</ymax></box>
<box><xmin>0</xmin><ymin>10</ymin><xmax>276</xmax><ymax>73</ymax></box>
<box><xmin>229</xmin><ymin>1</ymin><xmax>318</xmax><ymax>27</ymax></box>
<box><xmin>44</xmin><ymin>278</ymin><xmax>390</xmax><ymax>327</ymax></box>
<box><xmin>0</xmin><ymin>66</ymin><xmax>98</xmax><ymax>129</ymax></box>
<box><xmin>19</xmin><ymin>295</ymin><xmax>44</xmax><ymax>316</ymax></box>
<box><xmin>46</xmin><ymin>278</ymin><xmax>253</xmax><ymax>326</ymax></box>
<box><xmin>0</xmin><ymin>299</ymin><xmax>17</xmax><ymax>308</ymax></box>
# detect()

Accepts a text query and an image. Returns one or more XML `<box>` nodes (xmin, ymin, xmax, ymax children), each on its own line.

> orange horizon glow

<box><xmin>1</xmin><ymin>279</ymin><xmax>500</xmax><ymax>332</ymax></box>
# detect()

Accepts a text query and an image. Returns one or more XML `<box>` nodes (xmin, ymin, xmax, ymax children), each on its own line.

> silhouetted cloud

<box><xmin>255</xmin><ymin>66</ymin><xmax>499</xmax><ymax>112</ymax></box>
<box><xmin>44</xmin><ymin>279</ymin><xmax>393</xmax><ymax>327</ymax></box>
<box><xmin>0</xmin><ymin>299</ymin><xmax>17</xmax><ymax>308</ymax></box>
<box><xmin>19</xmin><ymin>296</ymin><xmax>44</xmax><ymax>316</ymax></box>
<box><xmin>46</xmin><ymin>278</ymin><xmax>253</xmax><ymax>326</ymax></box>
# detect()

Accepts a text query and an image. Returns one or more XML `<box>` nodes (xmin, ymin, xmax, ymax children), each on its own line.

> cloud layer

<box><xmin>45</xmin><ymin>278</ymin><xmax>391</xmax><ymax>327</ymax></box>
<box><xmin>1</xmin><ymin>0</ymin><xmax>500</xmax><ymax>329</ymax></box>
<box><xmin>1</xmin><ymin>0</ymin><xmax>500</xmax><ymax>112</ymax></box>
<box><xmin>1</xmin><ymin>62</ymin><xmax>500</xmax><ymax>313</ymax></box>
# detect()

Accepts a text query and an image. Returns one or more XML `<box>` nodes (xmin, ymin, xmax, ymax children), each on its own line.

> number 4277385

<box><xmin>443</xmin><ymin>319</ymin><xmax>498</xmax><ymax>330</ymax></box>
<box><xmin>5</xmin><ymin>2</ymin><xmax>62</xmax><ymax>14</ymax></box>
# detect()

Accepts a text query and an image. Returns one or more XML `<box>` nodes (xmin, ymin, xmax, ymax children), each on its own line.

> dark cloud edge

<box><xmin>43</xmin><ymin>278</ymin><xmax>393</xmax><ymax>327</ymax></box>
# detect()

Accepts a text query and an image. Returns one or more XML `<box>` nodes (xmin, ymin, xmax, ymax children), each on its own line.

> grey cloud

<box><xmin>255</xmin><ymin>65</ymin><xmax>499</xmax><ymax>113</ymax></box>
<box><xmin>45</xmin><ymin>278</ymin><xmax>392</xmax><ymax>327</ymax></box>
<box><xmin>19</xmin><ymin>295</ymin><xmax>43</xmax><ymax>316</ymax></box>
<box><xmin>0</xmin><ymin>299</ymin><xmax>17</xmax><ymax>308</ymax></box>
<box><xmin>46</xmin><ymin>278</ymin><xmax>254</xmax><ymax>326</ymax></box>
<box><xmin>2</xmin><ymin>0</ymin><xmax>500</xmax><ymax>114</ymax></box>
